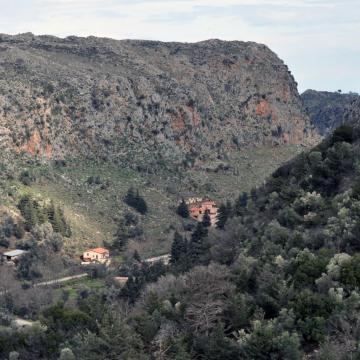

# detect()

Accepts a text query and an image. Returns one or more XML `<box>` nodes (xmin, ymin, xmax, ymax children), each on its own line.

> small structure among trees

<box><xmin>186</xmin><ymin>198</ymin><xmax>218</xmax><ymax>226</ymax></box>
<box><xmin>1</xmin><ymin>249</ymin><xmax>27</xmax><ymax>264</ymax></box>
<box><xmin>82</xmin><ymin>247</ymin><xmax>110</xmax><ymax>264</ymax></box>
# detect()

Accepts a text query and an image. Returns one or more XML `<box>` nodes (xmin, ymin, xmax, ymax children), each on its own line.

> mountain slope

<box><xmin>301</xmin><ymin>89</ymin><xmax>359</xmax><ymax>136</ymax></box>
<box><xmin>0</xmin><ymin>33</ymin><xmax>312</xmax><ymax>169</ymax></box>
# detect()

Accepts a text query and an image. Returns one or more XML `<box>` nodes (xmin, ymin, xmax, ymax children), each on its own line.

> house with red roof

<box><xmin>188</xmin><ymin>199</ymin><xmax>218</xmax><ymax>226</ymax></box>
<box><xmin>83</xmin><ymin>247</ymin><xmax>110</xmax><ymax>264</ymax></box>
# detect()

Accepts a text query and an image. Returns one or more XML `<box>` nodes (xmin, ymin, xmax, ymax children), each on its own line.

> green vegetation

<box><xmin>0</xmin><ymin>143</ymin><xmax>323</xmax><ymax>359</ymax></box>
<box><xmin>177</xmin><ymin>199</ymin><xmax>189</xmax><ymax>218</ymax></box>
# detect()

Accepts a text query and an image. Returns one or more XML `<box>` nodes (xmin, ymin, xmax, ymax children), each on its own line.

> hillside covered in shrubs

<box><xmin>1</xmin><ymin>122</ymin><xmax>360</xmax><ymax>359</ymax></box>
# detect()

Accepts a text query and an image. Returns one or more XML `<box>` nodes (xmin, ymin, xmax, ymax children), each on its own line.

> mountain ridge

<box><xmin>0</xmin><ymin>33</ymin><xmax>313</xmax><ymax>171</ymax></box>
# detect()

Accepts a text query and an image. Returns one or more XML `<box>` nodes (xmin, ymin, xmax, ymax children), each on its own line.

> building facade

<box><xmin>83</xmin><ymin>247</ymin><xmax>110</xmax><ymax>263</ymax></box>
<box><xmin>188</xmin><ymin>199</ymin><xmax>218</xmax><ymax>226</ymax></box>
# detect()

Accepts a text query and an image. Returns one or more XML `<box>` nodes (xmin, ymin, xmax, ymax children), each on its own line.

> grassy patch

<box><xmin>0</xmin><ymin>145</ymin><xmax>304</xmax><ymax>258</ymax></box>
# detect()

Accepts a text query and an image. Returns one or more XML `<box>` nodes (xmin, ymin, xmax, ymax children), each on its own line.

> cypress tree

<box><xmin>170</xmin><ymin>231</ymin><xmax>186</xmax><ymax>264</ymax></box>
<box><xmin>124</xmin><ymin>187</ymin><xmax>148</xmax><ymax>214</ymax></box>
<box><xmin>133</xmin><ymin>250</ymin><xmax>141</xmax><ymax>262</ymax></box>
<box><xmin>124</xmin><ymin>187</ymin><xmax>136</xmax><ymax>207</ymax></box>
<box><xmin>234</xmin><ymin>192</ymin><xmax>248</xmax><ymax>216</ymax></box>
<box><xmin>177</xmin><ymin>199</ymin><xmax>189</xmax><ymax>218</ymax></box>
<box><xmin>188</xmin><ymin>222</ymin><xmax>209</xmax><ymax>266</ymax></box>
<box><xmin>216</xmin><ymin>203</ymin><xmax>228</xmax><ymax>229</ymax></box>
<box><xmin>202</xmin><ymin>210</ymin><xmax>212</xmax><ymax>227</ymax></box>
<box><xmin>135</xmin><ymin>190</ymin><xmax>148</xmax><ymax>215</ymax></box>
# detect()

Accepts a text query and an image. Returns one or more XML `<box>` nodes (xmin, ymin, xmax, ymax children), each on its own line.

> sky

<box><xmin>0</xmin><ymin>0</ymin><xmax>359</xmax><ymax>93</ymax></box>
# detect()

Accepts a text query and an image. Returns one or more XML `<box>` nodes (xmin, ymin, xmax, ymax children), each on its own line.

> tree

<box><xmin>216</xmin><ymin>204</ymin><xmax>229</xmax><ymax>229</ymax></box>
<box><xmin>124</xmin><ymin>188</ymin><xmax>148</xmax><ymax>215</ymax></box>
<box><xmin>202</xmin><ymin>210</ymin><xmax>212</xmax><ymax>228</ymax></box>
<box><xmin>170</xmin><ymin>232</ymin><xmax>187</xmax><ymax>264</ymax></box>
<box><xmin>188</xmin><ymin>223</ymin><xmax>209</xmax><ymax>266</ymax></box>
<box><xmin>177</xmin><ymin>199</ymin><xmax>189</xmax><ymax>218</ymax></box>
<box><xmin>134</xmin><ymin>190</ymin><xmax>148</xmax><ymax>215</ymax></box>
<box><xmin>234</xmin><ymin>192</ymin><xmax>248</xmax><ymax>216</ymax></box>
<box><xmin>133</xmin><ymin>250</ymin><xmax>142</xmax><ymax>262</ymax></box>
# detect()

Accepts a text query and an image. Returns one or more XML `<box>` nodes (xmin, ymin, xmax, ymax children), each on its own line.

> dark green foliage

<box><xmin>332</xmin><ymin>124</ymin><xmax>354</xmax><ymax>144</ymax></box>
<box><xmin>112</xmin><ymin>214</ymin><xmax>143</xmax><ymax>252</ymax></box>
<box><xmin>86</xmin><ymin>175</ymin><xmax>101</xmax><ymax>185</ymax></box>
<box><xmin>133</xmin><ymin>250</ymin><xmax>141</xmax><ymax>262</ymax></box>
<box><xmin>47</xmin><ymin>201</ymin><xmax>72</xmax><ymax>237</ymax></box>
<box><xmin>170</xmin><ymin>231</ymin><xmax>188</xmax><ymax>271</ymax></box>
<box><xmin>193</xmin><ymin>325</ymin><xmax>240</xmax><ymax>360</ymax></box>
<box><xmin>42</xmin><ymin>302</ymin><xmax>92</xmax><ymax>334</ymax></box>
<box><xmin>352</xmin><ymin>177</ymin><xmax>360</xmax><ymax>199</ymax></box>
<box><xmin>216</xmin><ymin>201</ymin><xmax>232</xmax><ymax>229</ymax></box>
<box><xmin>124</xmin><ymin>187</ymin><xmax>148</xmax><ymax>215</ymax></box>
<box><xmin>188</xmin><ymin>222</ymin><xmax>209</xmax><ymax>266</ymax></box>
<box><xmin>288</xmin><ymin>250</ymin><xmax>330</xmax><ymax>289</ymax></box>
<box><xmin>240</xmin><ymin>323</ymin><xmax>302</xmax><ymax>360</ymax></box>
<box><xmin>202</xmin><ymin>210</ymin><xmax>212</xmax><ymax>228</ymax></box>
<box><xmin>234</xmin><ymin>192</ymin><xmax>248</xmax><ymax>216</ymax></box>
<box><xmin>170</xmin><ymin>231</ymin><xmax>186</xmax><ymax>263</ymax></box>
<box><xmin>19</xmin><ymin>170</ymin><xmax>35</xmax><ymax>186</ymax></box>
<box><xmin>340</xmin><ymin>254</ymin><xmax>360</xmax><ymax>288</ymax></box>
<box><xmin>17</xmin><ymin>195</ymin><xmax>71</xmax><ymax>236</ymax></box>
<box><xmin>177</xmin><ymin>199</ymin><xmax>189</xmax><ymax>218</ymax></box>
<box><xmin>120</xmin><ymin>262</ymin><xmax>167</xmax><ymax>303</ymax></box>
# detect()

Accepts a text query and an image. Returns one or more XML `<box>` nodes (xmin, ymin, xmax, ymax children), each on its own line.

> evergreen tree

<box><xmin>170</xmin><ymin>231</ymin><xmax>185</xmax><ymax>264</ymax></box>
<box><xmin>202</xmin><ymin>210</ymin><xmax>212</xmax><ymax>227</ymax></box>
<box><xmin>133</xmin><ymin>250</ymin><xmax>141</xmax><ymax>262</ymax></box>
<box><xmin>124</xmin><ymin>187</ymin><xmax>148</xmax><ymax>215</ymax></box>
<box><xmin>113</xmin><ymin>222</ymin><xmax>129</xmax><ymax>252</ymax></box>
<box><xmin>216</xmin><ymin>204</ymin><xmax>229</xmax><ymax>229</ymax></box>
<box><xmin>120</xmin><ymin>275</ymin><xmax>140</xmax><ymax>303</ymax></box>
<box><xmin>177</xmin><ymin>199</ymin><xmax>189</xmax><ymax>218</ymax></box>
<box><xmin>234</xmin><ymin>192</ymin><xmax>248</xmax><ymax>216</ymax></box>
<box><xmin>47</xmin><ymin>201</ymin><xmax>72</xmax><ymax>237</ymax></box>
<box><xmin>134</xmin><ymin>190</ymin><xmax>148</xmax><ymax>215</ymax></box>
<box><xmin>124</xmin><ymin>187</ymin><xmax>136</xmax><ymax>207</ymax></box>
<box><xmin>251</xmin><ymin>188</ymin><xmax>258</xmax><ymax>202</ymax></box>
<box><xmin>188</xmin><ymin>222</ymin><xmax>209</xmax><ymax>266</ymax></box>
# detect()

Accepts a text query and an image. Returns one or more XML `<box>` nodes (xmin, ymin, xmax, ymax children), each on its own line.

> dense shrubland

<box><xmin>1</xmin><ymin>124</ymin><xmax>360</xmax><ymax>359</ymax></box>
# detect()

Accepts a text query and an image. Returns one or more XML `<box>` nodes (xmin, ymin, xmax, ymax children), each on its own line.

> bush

<box><xmin>177</xmin><ymin>199</ymin><xmax>189</xmax><ymax>218</ymax></box>
<box><xmin>124</xmin><ymin>187</ymin><xmax>148</xmax><ymax>215</ymax></box>
<box><xmin>332</xmin><ymin>125</ymin><xmax>354</xmax><ymax>144</ymax></box>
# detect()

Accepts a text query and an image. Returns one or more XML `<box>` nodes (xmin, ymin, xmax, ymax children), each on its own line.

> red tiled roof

<box><xmin>87</xmin><ymin>247</ymin><xmax>109</xmax><ymax>254</ymax></box>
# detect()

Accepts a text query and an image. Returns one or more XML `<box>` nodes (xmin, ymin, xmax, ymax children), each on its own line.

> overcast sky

<box><xmin>1</xmin><ymin>0</ymin><xmax>359</xmax><ymax>93</ymax></box>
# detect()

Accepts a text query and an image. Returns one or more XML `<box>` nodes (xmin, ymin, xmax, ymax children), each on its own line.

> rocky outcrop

<box><xmin>0</xmin><ymin>33</ymin><xmax>312</xmax><ymax>169</ymax></box>
<box><xmin>301</xmin><ymin>89</ymin><xmax>359</xmax><ymax>136</ymax></box>
<box><xmin>344</xmin><ymin>97</ymin><xmax>360</xmax><ymax>127</ymax></box>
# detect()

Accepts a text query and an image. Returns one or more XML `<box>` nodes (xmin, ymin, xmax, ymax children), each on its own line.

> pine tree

<box><xmin>113</xmin><ymin>222</ymin><xmax>129</xmax><ymax>252</ymax></box>
<box><xmin>216</xmin><ymin>203</ymin><xmax>228</xmax><ymax>229</ymax></box>
<box><xmin>124</xmin><ymin>187</ymin><xmax>148</xmax><ymax>215</ymax></box>
<box><xmin>188</xmin><ymin>222</ymin><xmax>209</xmax><ymax>266</ymax></box>
<box><xmin>124</xmin><ymin>187</ymin><xmax>136</xmax><ymax>207</ymax></box>
<box><xmin>171</xmin><ymin>231</ymin><xmax>185</xmax><ymax>264</ymax></box>
<box><xmin>202</xmin><ymin>210</ymin><xmax>212</xmax><ymax>227</ymax></box>
<box><xmin>177</xmin><ymin>199</ymin><xmax>189</xmax><ymax>218</ymax></box>
<box><xmin>135</xmin><ymin>190</ymin><xmax>148</xmax><ymax>215</ymax></box>
<box><xmin>234</xmin><ymin>192</ymin><xmax>248</xmax><ymax>216</ymax></box>
<box><xmin>133</xmin><ymin>250</ymin><xmax>141</xmax><ymax>262</ymax></box>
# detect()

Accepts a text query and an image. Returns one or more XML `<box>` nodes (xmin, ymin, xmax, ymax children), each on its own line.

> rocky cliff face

<box><xmin>301</xmin><ymin>89</ymin><xmax>359</xmax><ymax>136</ymax></box>
<box><xmin>0</xmin><ymin>33</ymin><xmax>312</xmax><ymax>170</ymax></box>
<box><xmin>344</xmin><ymin>97</ymin><xmax>360</xmax><ymax>127</ymax></box>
